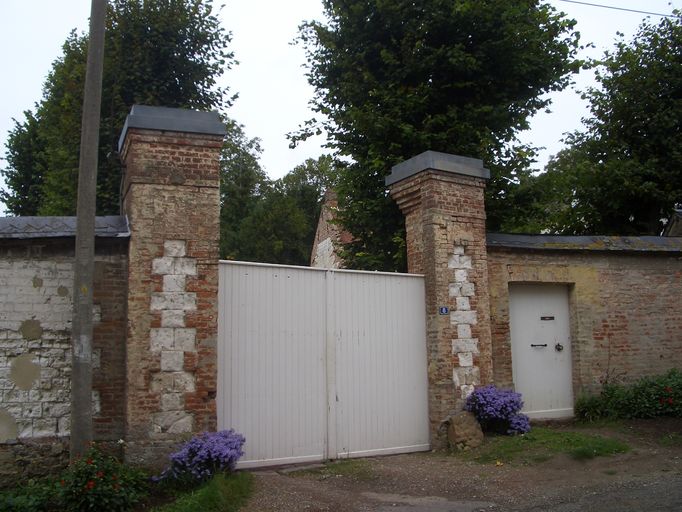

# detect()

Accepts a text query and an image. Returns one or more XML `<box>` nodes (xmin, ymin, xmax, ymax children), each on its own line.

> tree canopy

<box><xmin>519</xmin><ymin>13</ymin><xmax>682</xmax><ymax>235</ymax></box>
<box><xmin>295</xmin><ymin>0</ymin><xmax>581</xmax><ymax>270</ymax></box>
<box><xmin>1</xmin><ymin>0</ymin><xmax>234</xmax><ymax>216</ymax></box>
<box><xmin>221</xmin><ymin>154</ymin><xmax>337</xmax><ymax>266</ymax></box>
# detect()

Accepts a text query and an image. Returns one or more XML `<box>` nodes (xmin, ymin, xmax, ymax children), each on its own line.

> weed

<box><xmin>152</xmin><ymin>472</ymin><xmax>253</xmax><ymax>512</ymax></box>
<box><xmin>454</xmin><ymin>427</ymin><xmax>629</xmax><ymax>465</ymax></box>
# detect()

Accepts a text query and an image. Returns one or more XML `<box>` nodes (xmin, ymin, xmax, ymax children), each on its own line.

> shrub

<box><xmin>575</xmin><ymin>369</ymin><xmax>682</xmax><ymax>421</ymax></box>
<box><xmin>0</xmin><ymin>480</ymin><xmax>55</xmax><ymax>512</ymax></box>
<box><xmin>465</xmin><ymin>385</ymin><xmax>531</xmax><ymax>435</ymax></box>
<box><xmin>54</xmin><ymin>445</ymin><xmax>148</xmax><ymax>512</ymax></box>
<box><xmin>156</xmin><ymin>430</ymin><xmax>246</xmax><ymax>486</ymax></box>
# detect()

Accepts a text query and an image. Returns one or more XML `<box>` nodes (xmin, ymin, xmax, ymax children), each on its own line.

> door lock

<box><xmin>555</xmin><ymin>343</ymin><xmax>564</xmax><ymax>352</ymax></box>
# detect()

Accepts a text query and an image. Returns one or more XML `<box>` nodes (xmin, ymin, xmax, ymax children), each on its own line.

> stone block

<box><xmin>449</xmin><ymin>283</ymin><xmax>462</xmax><ymax>297</ymax></box>
<box><xmin>160</xmin><ymin>351</ymin><xmax>184</xmax><ymax>372</ymax></box>
<box><xmin>456</xmin><ymin>297</ymin><xmax>470</xmax><ymax>311</ymax></box>
<box><xmin>454</xmin><ymin>269</ymin><xmax>468</xmax><ymax>282</ymax></box>
<box><xmin>152</xmin><ymin>257</ymin><xmax>174</xmax><ymax>275</ymax></box>
<box><xmin>457</xmin><ymin>324</ymin><xmax>472</xmax><ymax>339</ymax></box>
<box><xmin>164</xmin><ymin>240</ymin><xmax>186</xmax><ymax>258</ymax></box>
<box><xmin>150</xmin><ymin>328</ymin><xmax>174</xmax><ymax>351</ymax></box>
<box><xmin>452</xmin><ymin>338</ymin><xmax>479</xmax><ymax>354</ymax></box>
<box><xmin>447</xmin><ymin>411</ymin><xmax>483</xmax><ymax>451</ymax></box>
<box><xmin>448</xmin><ymin>254</ymin><xmax>472</xmax><ymax>269</ymax></box>
<box><xmin>168</xmin><ymin>414</ymin><xmax>193</xmax><ymax>434</ymax></box>
<box><xmin>458</xmin><ymin>352</ymin><xmax>473</xmax><ymax>367</ymax></box>
<box><xmin>174</xmin><ymin>328</ymin><xmax>196</xmax><ymax>351</ymax></box>
<box><xmin>150</xmin><ymin>292</ymin><xmax>196</xmax><ymax>311</ymax></box>
<box><xmin>460</xmin><ymin>282</ymin><xmax>475</xmax><ymax>297</ymax></box>
<box><xmin>161</xmin><ymin>310</ymin><xmax>185</xmax><ymax>328</ymax></box>
<box><xmin>173</xmin><ymin>258</ymin><xmax>197</xmax><ymax>276</ymax></box>
<box><xmin>163</xmin><ymin>275</ymin><xmax>186</xmax><ymax>292</ymax></box>
<box><xmin>451</xmin><ymin>310</ymin><xmax>477</xmax><ymax>325</ymax></box>
<box><xmin>160</xmin><ymin>393</ymin><xmax>183</xmax><ymax>411</ymax></box>
<box><xmin>172</xmin><ymin>372</ymin><xmax>195</xmax><ymax>392</ymax></box>
<box><xmin>152</xmin><ymin>411</ymin><xmax>188</xmax><ymax>431</ymax></box>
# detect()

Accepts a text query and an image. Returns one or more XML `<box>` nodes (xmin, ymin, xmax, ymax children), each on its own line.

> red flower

<box><xmin>86</xmin><ymin>458</ymin><xmax>93</xmax><ymax>465</ymax></box>
<box><xmin>96</xmin><ymin>471</ymin><xmax>104</xmax><ymax>478</ymax></box>
<box><xmin>85</xmin><ymin>480</ymin><xmax>95</xmax><ymax>490</ymax></box>
<box><xmin>60</xmin><ymin>480</ymin><xmax>65</xmax><ymax>486</ymax></box>
<box><xmin>668</xmin><ymin>398</ymin><xmax>674</xmax><ymax>405</ymax></box>
<box><xmin>665</xmin><ymin>386</ymin><xmax>673</xmax><ymax>393</ymax></box>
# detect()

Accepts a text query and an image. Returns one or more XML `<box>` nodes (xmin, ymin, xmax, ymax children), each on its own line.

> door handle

<box><xmin>555</xmin><ymin>343</ymin><xmax>564</xmax><ymax>352</ymax></box>
<box><xmin>530</xmin><ymin>343</ymin><xmax>547</xmax><ymax>348</ymax></box>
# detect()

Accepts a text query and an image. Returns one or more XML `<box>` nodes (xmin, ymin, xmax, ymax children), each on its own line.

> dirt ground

<box><xmin>240</xmin><ymin>419</ymin><xmax>682</xmax><ymax>512</ymax></box>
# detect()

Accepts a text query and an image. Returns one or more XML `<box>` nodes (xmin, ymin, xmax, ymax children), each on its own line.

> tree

<box><xmin>295</xmin><ymin>0</ymin><xmax>581</xmax><ymax>270</ymax></box>
<box><xmin>1</xmin><ymin>0</ymin><xmax>234</xmax><ymax>216</ymax></box>
<box><xmin>527</xmin><ymin>14</ymin><xmax>682</xmax><ymax>235</ymax></box>
<box><xmin>219</xmin><ymin>120</ymin><xmax>269</xmax><ymax>260</ymax></box>
<box><xmin>222</xmin><ymin>155</ymin><xmax>338</xmax><ymax>266</ymax></box>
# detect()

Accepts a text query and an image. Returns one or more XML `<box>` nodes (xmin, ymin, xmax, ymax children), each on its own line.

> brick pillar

<box><xmin>386</xmin><ymin>151</ymin><xmax>493</xmax><ymax>443</ymax></box>
<box><xmin>118</xmin><ymin>106</ymin><xmax>225</xmax><ymax>463</ymax></box>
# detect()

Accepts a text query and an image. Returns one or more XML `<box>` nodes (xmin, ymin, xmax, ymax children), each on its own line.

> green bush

<box><xmin>0</xmin><ymin>445</ymin><xmax>148</xmax><ymax>512</ymax></box>
<box><xmin>54</xmin><ymin>445</ymin><xmax>148</xmax><ymax>511</ymax></box>
<box><xmin>576</xmin><ymin>369</ymin><xmax>682</xmax><ymax>421</ymax></box>
<box><xmin>0</xmin><ymin>480</ymin><xmax>55</xmax><ymax>512</ymax></box>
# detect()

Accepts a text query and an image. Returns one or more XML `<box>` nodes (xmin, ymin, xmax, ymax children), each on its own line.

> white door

<box><xmin>509</xmin><ymin>284</ymin><xmax>573</xmax><ymax>419</ymax></box>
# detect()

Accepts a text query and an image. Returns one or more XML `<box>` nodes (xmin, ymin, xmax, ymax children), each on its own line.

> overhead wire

<box><xmin>557</xmin><ymin>0</ymin><xmax>679</xmax><ymax>18</ymax></box>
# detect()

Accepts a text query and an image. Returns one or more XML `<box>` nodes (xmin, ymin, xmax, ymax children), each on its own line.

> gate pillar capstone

<box><xmin>119</xmin><ymin>106</ymin><xmax>225</xmax><ymax>464</ymax></box>
<box><xmin>386</xmin><ymin>151</ymin><xmax>493</xmax><ymax>444</ymax></box>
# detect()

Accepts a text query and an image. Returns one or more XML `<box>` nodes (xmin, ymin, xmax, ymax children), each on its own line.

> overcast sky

<box><xmin>0</xmin><ymin>0</ymin><xmax>678</xmax><ymax>215</ymax></box>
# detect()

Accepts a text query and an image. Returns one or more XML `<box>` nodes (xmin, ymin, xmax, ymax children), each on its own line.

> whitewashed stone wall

<box><xmin>149</xmin><ymin>240</ymin><xmax>197</xmax><ymax>434</ymax></box>
<box><xmin>0</xmin><ymin>257</ymin><xmax>103</xmax><ymax>441</ymax></box>
<box><xmin>449</xmin><ymin>245</ymin><xmax>480</xmax><ymax>398</ymax></box>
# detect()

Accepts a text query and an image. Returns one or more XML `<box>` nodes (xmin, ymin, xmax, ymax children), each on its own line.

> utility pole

<box><xmin>71</xmin><ymin>0</ymin><xmax>107</xmax><ymax>460</ymax></box>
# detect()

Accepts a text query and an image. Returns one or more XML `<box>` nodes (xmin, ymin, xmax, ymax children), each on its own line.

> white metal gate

<box><xmin>217</xmin><ymin>261</ymin><xmax>430</xmax><ymax>468</ymax></box>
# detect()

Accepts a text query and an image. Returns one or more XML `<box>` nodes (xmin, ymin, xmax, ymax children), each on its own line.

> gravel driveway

<box><xmin>240</xmin><ymin>419</ymin><xmax>682</xmax><ymax>511</ymax></box>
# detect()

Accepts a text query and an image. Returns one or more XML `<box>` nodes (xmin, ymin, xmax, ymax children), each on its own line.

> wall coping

<box><xmin>386</xmin><ymin>150</ymin><xmax>490</xmax><ymax>186</ymax></box>
<box><xmin>487</xmin><ymin>233</ymin><xmax>682</xmax><ymax>253</ymax></box>
<box><xmin>0</xmin><ymin>215</ymin><xmax>130</xmax><ymax>239</ymax></box>
<box><xmin>118</xmin><ymin>105</ymin><xmax>226</xmax><ymax>152</ymax></box>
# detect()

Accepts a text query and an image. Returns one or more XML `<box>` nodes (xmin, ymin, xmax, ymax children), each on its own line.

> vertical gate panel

<box><xmin>332</xmin><ymin>271</ymin><xmax>430</xmax><ymax>458</ymax></box>
<box><xmin>218</xmin><ymin>263</ymin><xmax>327</xmax><ymax>468</ymax></box>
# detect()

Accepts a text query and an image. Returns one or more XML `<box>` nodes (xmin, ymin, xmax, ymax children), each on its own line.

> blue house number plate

<box><xmin>439</xmin><ymin>306</ymin><xmax>449</xmax><ymax>315</ymax></box>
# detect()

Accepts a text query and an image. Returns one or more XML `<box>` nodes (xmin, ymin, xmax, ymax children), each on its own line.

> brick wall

<box><xmin>0</xmin><ymin>238</ymin><xmax>127</xmax><ymax>485</ymax></box>
<box><xmin>488</xmin><ymin>248</ymin><xmax>682</xmax><ymax>395</ymax></box>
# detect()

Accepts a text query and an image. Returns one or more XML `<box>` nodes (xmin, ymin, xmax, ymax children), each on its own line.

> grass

<box><xmin>292</xmin><ymin>458</ymin><xmax>375</xmax><ymax>481</ymax></box>
<box><xmin>152</xmin><ymin>472</ymin><xmax>253</xmax><ymax>512</ymax></box>
<box><xmin>455</xmin><ymin>427</ymin><xmax>630</xmax><ymax>465</ymax></box>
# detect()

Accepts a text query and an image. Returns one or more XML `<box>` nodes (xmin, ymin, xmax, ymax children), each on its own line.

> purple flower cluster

<box><xmin>465</xmin><ymin>385</ymin><xmax>531</xmax><ymax>435</ymax></box>
<box><xmin>156</xmin><ymin>429</ymin><xmax>245</xmax><ymax>484</ymax></box>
